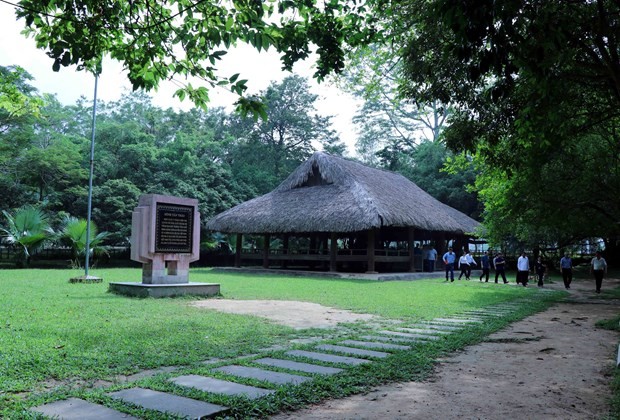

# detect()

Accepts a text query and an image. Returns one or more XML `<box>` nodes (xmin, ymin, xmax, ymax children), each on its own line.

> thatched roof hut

<box><xmin>207</xmin><ymin>152</ymin><xmax>479</xmax><ymax>235</ymax></box>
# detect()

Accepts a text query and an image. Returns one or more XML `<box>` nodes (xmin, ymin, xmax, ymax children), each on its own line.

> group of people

<box><xmin>442</xmin><ymin>248</ymin><xmax>513</xmax><ymax>284</ymax></box>
<box><xmin>559</xmin><ymin>251</ymin><xmax>608</xmax><ymax>293</ymax></box>
<box><xmin>440</xmin><ymin>248</ymin><xmax>609</xmax><ymax>292</ymax></box>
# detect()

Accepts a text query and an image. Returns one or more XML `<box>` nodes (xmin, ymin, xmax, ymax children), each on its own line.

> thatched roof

<box><xmin>206</xmin><ymin>152</ymin><xmax>480</xmax><ymax>235</ymax></box>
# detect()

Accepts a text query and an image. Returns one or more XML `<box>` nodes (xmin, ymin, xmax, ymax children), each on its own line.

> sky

<box><xmin>0</xmin><ymin>3</ymin><xmax>362</xmax><ymax>153</ymax></box>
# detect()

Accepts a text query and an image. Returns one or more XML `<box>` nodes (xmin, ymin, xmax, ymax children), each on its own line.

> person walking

<box><xmin>443</xmin><ymin>247</ymin><xmax>456</xmax><ymax>282</ymax></box>
<box><xmin>517</xmin><ymin>252</ymin><xmax>530</xmax><ymax>287</ymax></box>
<box><xmin>427</xmin><ymin>245</ymin><xmax>438</xmax><ymax>272</ymax></box>
<box><xmin>458</xmin><ymin>253</ymin><xmax>470</xmax><ymax>280</ymax></box>
<box><xmin>465</xmin><ymin>251</ymin><xmax>477</xmax><ymax>280</ymax></box>
<box><xmin>493</xmin><ymin>252</ymin><xmax>508</xmax><ymax>284</ymax></box>
<box><xmin>479</xmin><ymin>250</ymin><xmax>491</xmax><ymax>282</ymax></box>
<box><xmin>560</xmin><ymin>252</ymin><xmax>573</xmax><ymax>289</ymax></box>
<box><xmin>590</xmin><ymin>251</ymin><xmax>607</xmax><ymax>294</ymax></box>
<box><xmin>534</xmin><ymin>256</ymin><xmax>546</xmax><ymax>288</ymax></box>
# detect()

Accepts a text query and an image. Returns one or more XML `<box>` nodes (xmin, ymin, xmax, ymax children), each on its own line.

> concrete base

<box><xmin>69</xmin><ymin>275</ymin><xmax>103</xmax><ymax>283</ymax></box>
<box><xmin>109</xmin><ymin>282</ymin><xmax>220</xmax><ymax>298</ymax></box>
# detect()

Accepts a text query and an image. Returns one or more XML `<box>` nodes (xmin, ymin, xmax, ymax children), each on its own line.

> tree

<box><xmin>373</xmin><ymin>0</ymin><xmax>620</xmax><ymax>257</ymax></box>
<box><xmin>0</xmin><ymin>66</ymin><xmax>44</xmax><ymax>210</ymax></box>
<box><xmin>0</xmin><ymin>206</ymin><xmax>53</xmax><ymax>266</ymax></box>
<box><xmin>15</xmin><ymin>0</ymin><xmax>375</xmax><ymax>114</ymax></box>
<box><xmin>56</xmin><ymin>215</ymin><xmax>110</xmax><ymax>268</ymax></box>
<box><xmin>16</xmin><ymin>96</ymin><xmax>89</xmax><ymax>205</ymax></box>
<box><xmin>227</xmin><ymin>75</ymin><xmax>341</xmax><ymax>193</ymax></box>
<box><xmin>0</xmin><ymin>65</ymin><xmax>43</xmax><ymax>130</ymax></box>
<box><xmin>339</xmin><ymin>47</ymin><xmax>450</xmax><ymax>166</ymax></box>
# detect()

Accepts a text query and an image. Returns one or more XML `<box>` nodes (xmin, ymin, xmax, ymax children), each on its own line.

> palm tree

<box><xmin>57</xmin><ymin>216</ymin><xmax>110</xmax><ymax>268</ymax></box>
<box><xmin>0</xmin><ymin>206</ymin><xmax>53</xmax><ymax>267</ymax></box>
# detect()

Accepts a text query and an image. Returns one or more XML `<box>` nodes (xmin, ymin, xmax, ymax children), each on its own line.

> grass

<box><xmin>0</xmin><ymin>268</ymin><xmax>569</xmax><ymax>418</ymax></box>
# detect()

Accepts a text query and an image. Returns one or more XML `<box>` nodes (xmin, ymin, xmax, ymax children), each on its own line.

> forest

<box><xmin>3</xmin><ymin>0</ymin><xmax>620</xmax><ymax>264</ymax></box>
<box><xmin>0</xmin><ymin>67</ymin><xmax>477</xmax><ymax>258</ymax></box>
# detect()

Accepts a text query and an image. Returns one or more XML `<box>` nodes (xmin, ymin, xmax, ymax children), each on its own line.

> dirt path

<box><xmin>269</xmin><ymin>278</ymin><xmax>620</xmax><ymax>420</ymax></box>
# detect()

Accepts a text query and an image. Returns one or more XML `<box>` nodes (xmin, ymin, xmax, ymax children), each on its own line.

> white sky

<box><xmin>0</xmin><ymin>3</ymin><xmax>362</xmax><ymax>154</ymax></box>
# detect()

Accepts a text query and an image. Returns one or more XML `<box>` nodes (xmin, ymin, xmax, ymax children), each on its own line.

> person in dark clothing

<box><xmin>479</xmin><ymin>250</ymin><xmax>491</xmax><ymax>282</ymax></box>
<box><xmin>535</xmin><ymin>257</ymin><xmax>546</xmax><ymax>287</ymax></box>
<box><xmin>559</xmin><ymin>253</ymin><xmax>573</xmax><ymax>289</ymax></box>
<box><xmin>493</xmin><ymin>252</ymin><xmax>508</xmax><ymax>284</ymax></box>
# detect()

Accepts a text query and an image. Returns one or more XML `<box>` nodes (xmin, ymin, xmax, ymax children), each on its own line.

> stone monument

<box><xmin>109</xmin><ymin>194</ymin><xmax>220</xmax><ymax>297</ymax></box>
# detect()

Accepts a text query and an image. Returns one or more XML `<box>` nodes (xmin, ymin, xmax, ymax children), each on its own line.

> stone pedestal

<box><xmin>110</xmin><ymin>194</ymin><xmax>220</xmax><ymax>298</ymax></box>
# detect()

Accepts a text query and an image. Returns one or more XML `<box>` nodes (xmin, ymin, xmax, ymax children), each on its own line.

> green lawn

<box><xmin>0</xmin><ymin>268</ymin><xmax>566</xmax><ymax>418</ymax></box>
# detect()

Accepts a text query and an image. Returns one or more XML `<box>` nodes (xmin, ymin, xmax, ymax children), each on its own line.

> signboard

<box><xmin>154</xmin><ymin>203</ymin><xmax>194</xmax><ymax>253</ymax></box>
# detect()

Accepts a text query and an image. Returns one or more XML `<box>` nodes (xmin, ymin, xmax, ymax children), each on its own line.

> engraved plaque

<box><xmin>155</xmin><ymin>203</ymin><xmax>194</xmax><ymax>253</ymax></box>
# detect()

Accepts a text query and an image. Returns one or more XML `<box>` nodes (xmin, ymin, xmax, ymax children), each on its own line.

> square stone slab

<box><xmin>254</xmin><ymin>358</ymin><xmax>343</xmax><ymax>375</ymax></box>
<box><xmin>212</xmin><ymin>365</ymin><xmax>311</xmax><ymax>385</ymax></box>
<box><xmin>398</xmin><ymin>327</ymin><xmax>452</xmax><ymax>335</ymax></box>
<box><xmin>360</xmin><ymin>335</ymin><xmax>430</xmax><ymax>344</ymax></box>
<box><xmin>339</xmin><ymin>340</ymin><xmax>411</xmax><ymax>351</ymax></box>
<box><xmin>31</xmin><ymin>398</ymin><xmax>138</xmax><ymax>420</ymax></box>
<box><xmin>108</xmin><ymin>388</ymin><xmax>228</xmax><ymax>419</ymax></box>
<box><xmin>315</xmin><ymin>344</ymin><xmax>389</xmax><ymax>359</ymax></box>
<box><xmin>460</xmin><ymin>310</ymin><xmax>503</xmax><ymax>315</ymax></box>
<box><xmin>286</xmin><ymin>350</ymin><xmax>371</xmax><ymax>365</ymax></box>
<box><xmin>430</xmin><ymin>318</ymin><xmax>483</xmax><ymax>324</ymax></box>
<box><xmin>379</xmin><ymin>330</ymin><xmax>441</xmax><ymax>340</ymax></box>
<box><xmin>407</xmin><ymin>323</ymin><xmax>463</xmax><ymax>331</ymax></box>
<box><xmin>170</xmin><ymin>375</ymin><xmax>275</xmax><ymax>399</ymax></box>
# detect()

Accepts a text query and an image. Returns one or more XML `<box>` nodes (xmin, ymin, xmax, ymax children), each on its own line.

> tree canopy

<box><xmin>368</xmin><ymin>0</ymin><xmax>620</xmax><ymax>256</ymax></box>
<box><xmin>15</xmin><ymin>0</ymin><xmax>376</xmax><ymax>114</ymax></box>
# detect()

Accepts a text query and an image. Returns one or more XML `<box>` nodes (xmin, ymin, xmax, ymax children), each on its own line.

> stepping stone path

<box><xmin>378</xmin><ymin>330</ymin><xmax>442</xmax><ymax>340</ymax></box>
<box><xmin>340</xmin><ymin>340</ymin><xmax>411</xmax><ymax>351</ymax></box>
<box><xmin>31</xmin><ymin>398</ymin><xmax>139</xmax><ymax>420</ymax></box>
<box><xmin>170</xmin><ymin>374</ymin><xmax>275</xmax><ymax>399</ymax></box>
<box><xmin>397</xmin><ymin>327</ymin><xmax>452</xmax><ymax>335</ymax></box>
<box><xmin>286</xmin><ymin>349</ymin><xmax>371</xmax><ymax>365</ymax></box>
<box><xmin>432</xmin><ymin>317</ymin><xmax>484</xmax><ymax>324</ymax></box>
<box><xmin>212</xmin><ymin>365</ymin><xmax>312</xmax><ymax>385</ymax></box>
<box><xmin>31</xmin><ymin>306</ymin><xmax>523</xmax><ymax>419</ymax></box>
<box><xmin>406</xmin><ymin>323</ymin><xmax>463</xmax><ymax>331</ymax></box>
<box><xmin>315</xmin><ymin>344</ymin><xmax>390</xmax><ymax>359</ymax></box>
<box><xmin>108</xmin><ymin>388</ymin><xmax>228</xmax><ymax>418</ymax></box>
<box><xmin>254</xmin><ymin>357</ymin><xmax>344</xmax><ymax>375</ymax></box>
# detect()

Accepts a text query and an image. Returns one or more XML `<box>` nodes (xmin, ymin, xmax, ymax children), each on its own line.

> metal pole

<box><xmin>84</xmin><ymin>74</ymin><xmax>99</xmax><ymax>276</ymax></box>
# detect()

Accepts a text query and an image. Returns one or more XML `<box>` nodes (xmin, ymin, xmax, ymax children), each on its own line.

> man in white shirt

<box><xmin>517</xmin><ymin>252</ymin><xmax>530</xmax><ymax>287</ymax></box>
<box><xmin>590</xmin><ymin>251</ymin><xmax>608</xmax><ymax>294</ymax></box>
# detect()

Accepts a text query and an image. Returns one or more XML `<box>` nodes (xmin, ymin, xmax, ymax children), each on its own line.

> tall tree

<box><xmin>227</xmin><ymin>75</ymin><xmax>341</xmax><ymax>193</ymax></box>
<box><xmin>371</xmin><ymin>0</ymin><xmax>620</xmax><ymax>255</ymax></box>
<box><xmin>339</xmin><ymin>47</ymin><xmax>450</xmax><ymax>166</ymax></box>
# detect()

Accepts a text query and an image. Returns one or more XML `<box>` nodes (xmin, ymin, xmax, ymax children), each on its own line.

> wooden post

<box><xmin>262</xmin><ymin>233</ymin><xmax>270</xmax><ymax>269</ymax></box>
<box><xmin>282</xmin><ymin>234</ymin><xmax>289</xmax><ymax>268</ymax></box>
<box><xmin>330</xmin><ymin>232</ymin><xmax>338</xmax><ymax>272</ymax></box>
<box><xmin>309</xmin><ymin>234</ymin><xmax>317</xmax><ymax>269</ymax></box>
<box><xmin>235</xmin><ymin>233</ymin><xmax>242</xmax><ymax>268</ymax></box>
<box><xmin>408</xmin><ymin>227</ymin><xmax>416</xmax><ymax>272</ymax></box>
<box><xmin>366</xmin><ymin>229</ymin><xmax>377</xmax><ymax>273</ymax></box>
<box><xmin>321</xmin><ymin>234</ymin><xmax>329</xmax><ymax>270</ymax></box>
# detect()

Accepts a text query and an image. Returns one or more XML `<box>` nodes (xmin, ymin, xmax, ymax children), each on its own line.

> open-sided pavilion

<box><xmin>206</xmin><ymin>152</ymin><xmax>480</xmax><ymax>273</ymax></box>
